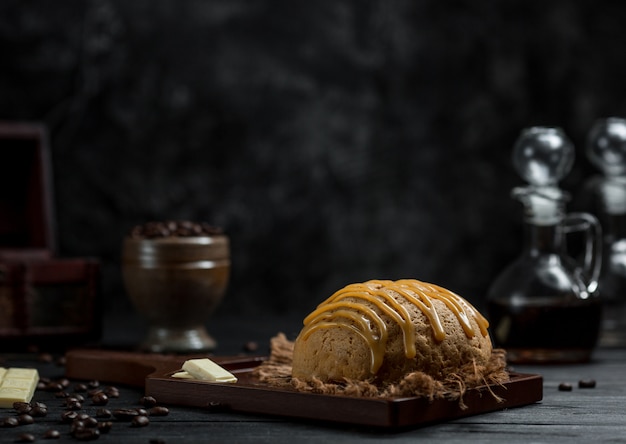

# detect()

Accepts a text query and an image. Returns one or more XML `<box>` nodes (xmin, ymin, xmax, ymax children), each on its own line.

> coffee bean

<box><xmin>65</xmin><ymin>399</ymin><xmax>82</xmax><ymax>410</ymax></box>
<box><xmin>38</xmin><ymin>353</ymin><xmax>54</xmax><ymax>363</ymax></box>
<box><xmin>73</xmin><ymin>427</ymin><xmax>100</xmax><ymax>441</ymax></box>
<box><xmin>71</xmin><ymin>420</ymin><xmax>86</xmax><ymax>434</ymax></box>
<box><xmin>43</xmin><ymin>429</ymin><xmax>61</xmax><ymax>439</ymax></box>
<box><xmin>74</xmin><ymin>383</ymin><xmax>88</xmax><ymax>392</ymax></box>
<box><xmin>95</xmin><ymin>408</ymin><xmax>111</xmax><ymax>418</ymax></box>
<box><xmin>131</xmin><ymin>415</ymin><xmax>150</xmax><ymax>427</ymax></box>
<box><xmin>243</xmin><ymin>341</ymin><xmax>259</xmax><ymax>352</ymax></box>
<box><xmin>88</xmin><ymin>380</ymin><xmax>100</xmax><ymax>389</ymax></box>
<box><xmin>104</xmin><ymin>386</ymin><xmax>119</xmax><ymax>398</ymax></box>
<box><xmin>3</xmin><ymin>416</ymin><xmax>19</xmax><ymax>427</ymax></box>
<box><xmin>58</xmin><ymin>378</ymin><xmax>71</xmax><ymax>388</ymax></box>
<box><xmin>579</xmin><ymin>379</ymin><xmax>597</xmax><ymax>388</ymax></box>
<box><xmin>91</xmin><ymin>392</ymin><xmax>108</xmax><ymax>406</ymax></box>
<box><xmin>61</xmin><ymin>411</ymin><xmax>79</xmax><ymax>423</ymax></box>
<box><xmin>46</xmin><ymin>382</ymin><xmax>64</xmax><ymax>392</ymax></box>
<box><xmin>13</xmin><ymin>402</ymin><xmax>32</xmax><ymax>414</ymax></box>
<box><xmin>17</xmin><ymin>414</ymin><xmax>34</xmax><ymax>425</ymax></box>
<box><xmin>16</xmin><ymin>433</ymin><xmax>35</xmax><ymax>442</ymax></box>
<box><xmin>55</xmin><ymin>391</ymin><xmax>69</xmax><ymax>398</ymax></box>
<box><xmin>84</xmin><ymin>417</ymin><xmax>99</xmax><ymax>428</ymax></box>
<box><xmin>97</xmin><ymin>421</ymin><xmax>112</xmax><ymax>434</ymax></box>
<box><xmin>149</xmin><ymin>406</ymin><xmax>169</xmax><ymax>416</ymax></box>
<box><xmin>112</xmin><ymin>408</ymin><xmax>139</xmax><ymax>421</ymax></box>
<box><xmin>558</xmin><ymin>382</ymin><xmax>573</xmax><ymax>391</ymax></box>
<box><xmin>140</xmin><ymin>396</ymin><xmax>157</xmax><ymax>408</ymax></box>
<box><xmin>31</xmin><ymin>405</ymin><xmax>48</xmax><ymax>417</ymax></box>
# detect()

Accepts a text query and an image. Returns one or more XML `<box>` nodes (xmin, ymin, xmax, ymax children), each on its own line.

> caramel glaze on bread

<box><xmin>291</xmin><ymin>279</ymin><xmax>492</xmax><ymax>384</ymax></box>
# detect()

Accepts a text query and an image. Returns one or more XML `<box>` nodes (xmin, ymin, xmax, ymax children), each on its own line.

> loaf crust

<box><xmin>291</xmin><ymin>279</ymin><xmax>492</xmax><ymax>383</ymax></box>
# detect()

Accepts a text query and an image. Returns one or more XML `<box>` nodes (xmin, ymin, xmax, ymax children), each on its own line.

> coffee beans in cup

<box><xmin>129</xmin><ymin>220</ymin><xmax>223</xmax><ymax>239</ymax></box>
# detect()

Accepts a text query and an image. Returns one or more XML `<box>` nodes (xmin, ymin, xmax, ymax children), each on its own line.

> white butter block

<box><xmin>171</xmin><ymin>371</ymin><xmax>194</xmax><ymax>379</ymax></box>
<box><xmin>182</xmin><ymin>358</ymin><xmax>237</xmax><ymax>383</ymax></box>
<box><xmin>0</xmin><ymin>367</ymin><xmax>39</xmax><ymax>408</ymax></box>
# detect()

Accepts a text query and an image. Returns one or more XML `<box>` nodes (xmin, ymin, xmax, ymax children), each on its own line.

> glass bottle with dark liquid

<box><xmin>487</xmin><ymin>127</ymin><xmax>603</xmax><ymax>364</ymax></box>
<box><xmin>586</xmin><ymin>117</ymin><xmax>626</xmax><ymax>347</ymax></box>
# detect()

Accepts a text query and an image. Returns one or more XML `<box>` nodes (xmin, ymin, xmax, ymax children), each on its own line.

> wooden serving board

<box><xmin>65</xmin><ymin>349</ymin><xmax>543</xmax><ymax>428</ymax></box>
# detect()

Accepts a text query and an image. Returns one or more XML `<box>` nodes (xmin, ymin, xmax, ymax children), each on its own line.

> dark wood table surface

<box><xmin>1</xmin><ymin>312</ymin><xmax>625</xmax><ymax>443</ymax></box>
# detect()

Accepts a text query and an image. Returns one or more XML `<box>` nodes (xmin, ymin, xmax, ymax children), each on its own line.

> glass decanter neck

<box><xmin>512</xmin><ymin>185</ymin><xmax>568</xmax><ymax>226</ymax></box>
<box><xmin>521</xmin><ymin>221</ymin><xmax>563</xmax><ymax>256</ymax></box>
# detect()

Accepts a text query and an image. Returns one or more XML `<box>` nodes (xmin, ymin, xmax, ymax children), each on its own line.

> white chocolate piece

<box><xmin>181</xmin><ymin>358</ymin><xmax>237</xmax><ymax>383</ymax></box>
<box><xmin>0</xmin><ymin>367</ymin><xmax>39</xmax><ymax>408</ymax></box>
<box><xmin>171</xmin><ymin>371</ymin><xmax>194</xmax><ymax>379</ymax></box>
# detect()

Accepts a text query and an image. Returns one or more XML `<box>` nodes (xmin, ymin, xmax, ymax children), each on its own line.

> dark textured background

<box><xmin>2</xmin><ymin>0</ymin><xmax>626</xmax><ymax>324</ymax></box>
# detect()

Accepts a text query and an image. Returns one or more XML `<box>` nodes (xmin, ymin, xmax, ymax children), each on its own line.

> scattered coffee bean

<box><xmin>55</xmin><ymin>391</ymin><xmax>69</xmax><ymax>398</ymax></box>
<box><xmin>65</xmin><ymin>399</ymin><xmax>82</xmax><ymax>410</ymax></box>
<box><xmin>71</xmin><ymin>420</ymin><xmax>86</xmax><ymax>434</ymax></box>
<box><xmin>579</xmin><ymin>379</ymin><xmax>597</xmax><ymax>388</ymax></box>
<box><xmin>37</xmin><ymin>381</ymin><xmax>48</xmax><ymax>390</ymax></box>
<box><xmin>76</xmin><ymin>413</ymin><xmax>91</xmax><ymax>421</ymax></box>
<box><xmin>88</xmin><ymin>380</ymin><xmax>100</xmax><ymax>389</ymax></box>
<box><xmin>43</xmin><ymin>429</ymin><xmax>61</xmax><ymax>439</ymax></box>
<box><xmin>91</xmin><ymin>392</ymin><xmax>108</xmax><ymax>406</ymax></box>
<box><xmin>136</xmin><ymin>408</ymin><xmax>148</xmax><ymax>416</ymax></box>
<box><xmin>61</xmin><ymin>411</ymin><xmax>79</xmax><ymax>423</ymax></box>
<box><xmin>13</xmin><ymin>402</ymin><xmax>32</xmax><ymax>414</ymax></box>
<box><xmin>74</xmin><ymin>383</ymin><xmax>88</xmax><ymax>392</ymax></box>
<box><xmin>97</xmin><ymin>421</ymin><xmax>112</xmax><ymax>434</ymax></box>
<box><xmin>149</xmin><ymin>406</ymin><xmax>169</xmax><ymax>416</ymax></box>
<box><xmin>46</xmin><ymin>382</ymin><xmax>64</xmax><ymax>392</ymax></box>
<box><xmin>104</xmin><ymin>386</ymin><xmax>119</xmax><ymax>398</ymax></box>
<box><xmin>243</xmin><ymin>341</ymin><xmax>259</xmax><ymax>352</ymax></box>
<box><xmin>87</xmin><ymin>388</ymin><xmax>102</xmax><ymax>397</ymax></box>
<box><xmin>31</xmin><ymin>404</ymin><xmax>48</xmax><ymax>417</ymax></box>
<box><xmin>112</xmin><ymin>408</ymin><xmax>139</xmax><ymax>421</ymax></box>
<box><xmin>74</xmin><ymin>394</ymin><xmax>85</xmax><ymax>402</ymax></box>
<box><xmin>55</xmin><ymin>356</ymin><xmax>66</xmax><ymax>367</ymax></box>
<box><xmin>95</xmin><ymin>408</ymin><xmax>111</xmax><ymax>418</ymax></box>
<box><xmin>58</xmin><ymin>378</ymin><xmax>71</xmax><ymax>388</ymax></box>
<box><xmin>84</xmin><ymin>417</ymin><xmax>99</xmax><ymax>428</ymax></box>
<box><xmin>17</xmin><ymin>414</ymin><xmax>34</xmax><ymax>425</ymax></box>
<box><xmin>3</xmin><ymin>416</ymin><xmax>19</xmax><ymax>427</ymax></box>
<box><xmin>140</xmin><ymin>396</ymin><xmax>157</xmax><ymax>408</ymax></box>
<box><xmin>73</xmin><ymin>427</ymin><xmax>100</xmax><ymax>441</ymax></box>
<box><xmin>38</xmin><ymin>353</ymin><xmax>54</xmax><ymax>363</ymax></box>
<box><xmin>558</xmin><ymin>382</ymin><xmax>573</xmax><ymax>391</ymax></box>
<box><xmin>131</xmin><ymin>415</ymin><xmax>150</xmax><ymax>427</ymax></box>
<box><xmin>16</xmin><ymin>432</ymin><xmax>35</xmax><ymax>442</ymax></box>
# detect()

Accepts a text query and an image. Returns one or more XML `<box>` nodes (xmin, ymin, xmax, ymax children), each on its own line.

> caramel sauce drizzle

<box><xmin>301</xmin><ymin>279</ymin><xmax>489</xmax><ymax>374</ymax></box>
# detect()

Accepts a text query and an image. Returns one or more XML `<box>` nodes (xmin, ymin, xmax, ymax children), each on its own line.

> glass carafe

<box><xmin>586</xmin><ymin>117</ymin><xmax>626</xmax><ymax>346</ymax></box>
<box><xmin>487</xmin><ymin>127</ymin><xmax>602</xmax><ymax>364</ymax></box>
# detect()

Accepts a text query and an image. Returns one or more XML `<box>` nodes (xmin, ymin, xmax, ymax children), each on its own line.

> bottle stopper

<box><xmin>587</xmin><ymin>117</ymin><xmax>626</xmax><ymax>214</ymax></box>
<box><xmin>511</xmin><ymin>127</ymin><xmax>575</xmax><ymax>224</ymax></box>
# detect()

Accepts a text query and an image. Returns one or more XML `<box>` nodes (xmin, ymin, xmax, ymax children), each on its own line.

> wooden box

<box><xmin>0</xmin><ymin>122</ymin><xmax>100</xmax><ymax>350</ymax></box>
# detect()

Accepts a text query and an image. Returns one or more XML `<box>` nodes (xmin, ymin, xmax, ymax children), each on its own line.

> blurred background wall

<box><xmin>2</xmin><ymin>0</ymin><xmax>626</xmax><ymax>323</ymax></box>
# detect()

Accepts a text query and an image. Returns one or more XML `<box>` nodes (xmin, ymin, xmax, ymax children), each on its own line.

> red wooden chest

<box><xmin>0</xmin><ymin>122</ymin><xmax>100</xmax><ymax>350</ymax></box>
